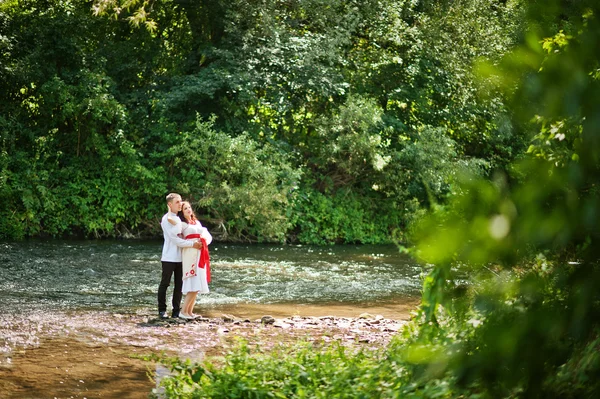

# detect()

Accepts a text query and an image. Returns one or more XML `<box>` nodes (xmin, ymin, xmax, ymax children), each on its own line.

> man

<box><xmin>158</xmin><ymin>193</ymin><xmax>202</xmax><ymax>319</ymax></box>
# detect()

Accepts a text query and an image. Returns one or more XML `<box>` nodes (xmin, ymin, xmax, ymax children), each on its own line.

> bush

<box><xmin>168</xmin><ymin>115</ymin><xmax>301</xmax><ymax>242</ymax></box>
<box><xmin>150</xmin><ymin>336</ymin><xmax>467</xmax><ymax>399</ymax></box>
<box><xmin>290</xmin><ymin>186</ymin><xmax>404</xmax><ymax>245</ymax></box>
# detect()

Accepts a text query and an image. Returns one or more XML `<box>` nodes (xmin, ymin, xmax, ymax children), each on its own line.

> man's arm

<box><xmin>161</xmin><ymin>218</ymin><xmax>201</xmax><ymax>249</ymax></box>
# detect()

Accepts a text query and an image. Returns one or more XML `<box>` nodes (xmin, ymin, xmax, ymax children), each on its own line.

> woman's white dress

<box><xmin>181</xmin><ymin>221</ymin><xmax>212</xmax><ymax>294</ymax></box>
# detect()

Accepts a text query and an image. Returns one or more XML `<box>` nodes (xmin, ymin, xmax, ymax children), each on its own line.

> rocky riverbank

<box><xmin>0</xmin><ymin>302</ymin><xmax>417</xmax><ymax>399</ymax></box>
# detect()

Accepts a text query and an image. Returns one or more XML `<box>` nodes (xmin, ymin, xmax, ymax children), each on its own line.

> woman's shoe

<box><xmin>179</xmin><ymin>313</ymin><xmax>193</xmax><ymax>320</ymax></box>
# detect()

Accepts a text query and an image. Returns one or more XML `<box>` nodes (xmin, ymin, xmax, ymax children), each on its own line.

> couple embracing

<box><xmin>158</xmin><ymin>193</ymin><xmax>212</xmax><ymax>320</ymax></box>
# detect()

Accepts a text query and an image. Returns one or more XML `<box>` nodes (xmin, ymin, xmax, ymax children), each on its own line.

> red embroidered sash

<box><xmin>184</xmin><ymin>233</ymin><xmax>211</xmax><ymax>283</ymax></box>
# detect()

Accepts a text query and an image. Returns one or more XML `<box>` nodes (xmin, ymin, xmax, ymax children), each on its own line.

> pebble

<box><xmin>143</xmin><ymin>313</ymin><xmax>408</xmax><ymax>347</ymax></box>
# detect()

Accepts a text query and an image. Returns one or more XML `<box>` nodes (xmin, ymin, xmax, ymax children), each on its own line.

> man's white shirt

<box><xmin>161</xmin><ymin>212</ymin><xmax>195</xmax><ymax>262</ymax></box>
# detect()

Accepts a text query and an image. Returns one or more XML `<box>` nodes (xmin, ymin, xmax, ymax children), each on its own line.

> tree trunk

<box><xmin>174</xmin><ymin>0</ymin><xmax>225</xmax><ymax>73</ymax></box>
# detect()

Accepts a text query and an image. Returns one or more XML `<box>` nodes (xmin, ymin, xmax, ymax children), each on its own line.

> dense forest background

<box><xmin>3</xmin><ymin>1</ymin><xmax>600</xmax><ymax>398</ymax></box>
<box><xmin>1</xmin><ymin>0</ymin><xmax>525</xmax><ymax>243</ymax></box>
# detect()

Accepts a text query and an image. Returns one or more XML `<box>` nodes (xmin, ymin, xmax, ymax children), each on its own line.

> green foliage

<box><xmin>310</xmin><ymin>95</ymin><xmax>388</xmax><ymax>188</ymax></box>
<box><xmin>409</xmin><ymin>2</ymin><xmax>600</xmax><ymax>397</ymax></box>
<box><xmin>0</xmin><ymin>0</ymin><xmax>165</xmax><ymax>238</ymax></box>
<box><xmin>150</xmin><ymin>337</ymin><xmax>467</xmax><ymax>399</ymax></box>
<box><xmin>144</xmin><ymin>2</ymin><xmax>600</xmax><ymax>398</ymax></box>
<box><xmin>548</xmin><ymin>329</ymin><xmax>600</xmax><ymax>397</ymax></box>
<box><xmin>523</xmin><ymin>27</ymin><xmax>589</xmax><ymax>168</ymax></box>
<box><xmin>169</xmin><ymin>116</ymin><xmax>301</xmax><ymax>242</ymax></box>
<box><xmin>0</xmin><ymin>140</ymin><xmax>166</xmax><ymax>239</ymax></box>
<box><xmin>1</xmin><ymin>0</ymin><xmax>527</xmax><ymax>244</ymax></box>
<box><xmin>382</xmin><ymin>125</ymin><xmax>488</xmax><ymax>208</ymax></box>
<box><xmin>291</xmin><ymin>186</ymin><xmax>402</xmax><ymax>245</ymax></box>
<box><xmin>355</xmin><ymin>0</ymin><xmax>526</xmax><ymax>169</ymax></box>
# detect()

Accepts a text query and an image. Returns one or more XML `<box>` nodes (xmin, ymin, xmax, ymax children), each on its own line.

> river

<box><xmin>0</xmin><ymin>239</ymin><xmax>422</xmax><ymax>314</ymax></box>
<box><xmin>0</xmin><ymin>239</ymin><xmax>422</xmax><ymax>398</ymax></box>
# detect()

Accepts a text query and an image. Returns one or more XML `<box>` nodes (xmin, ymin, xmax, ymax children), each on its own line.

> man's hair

<box><xmin>166</xmin><ymin>193</ymin><xmax>181</xmax><ymax>203</ymax></box>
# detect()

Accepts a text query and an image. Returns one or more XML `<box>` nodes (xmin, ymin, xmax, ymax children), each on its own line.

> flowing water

<box><xmin>0</xmin><ymin>239</ymin><xmax>422</xmax><ymax>315</ymax></box>
<box><xmin>0</xmin><ymin>239</ymin><xmax>423</xmax><ymax>397</ymax></box>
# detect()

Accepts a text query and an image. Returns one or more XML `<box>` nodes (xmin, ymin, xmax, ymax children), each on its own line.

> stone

<box><xmin>261</xmin><ymin>316</ymin><xmax>275</xmax><ymax>325</ymax></box>
<box><xmin>383</xmin><ymin>324</ymin><xmax>401</xmax><ymax>332</ymax></box>
<box><xmin>221</xmin><ymin>314</ymin><xmax>235</xmax><ymax>322</ymax></box>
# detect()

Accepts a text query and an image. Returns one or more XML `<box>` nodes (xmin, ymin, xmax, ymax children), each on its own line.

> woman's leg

<box><xmin>186</xmin><ymin>292</ymin><xmax>199</xmax><ymax>315</ymax></box>
<box><xmin>181</xmin><ymin>292</ymin><xmax>192</xmax><ymax>316</ymax></box>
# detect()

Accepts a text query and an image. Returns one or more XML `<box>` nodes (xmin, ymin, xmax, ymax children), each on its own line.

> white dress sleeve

<box><xmin>199</xmin><ymin>223</ymin><xmax>212</xmax><ymax>245</ymax></box>
<box><xmin>181</xmin><ymin>222</ymin><xmax>190</xmax><ymax>238</ymax></box>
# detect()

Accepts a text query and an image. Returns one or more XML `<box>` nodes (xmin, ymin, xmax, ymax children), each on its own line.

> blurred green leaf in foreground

<box><xmin>412</xmin><ymin>1</ymin><xmax>600</xmax><ymax>397</ymax></box>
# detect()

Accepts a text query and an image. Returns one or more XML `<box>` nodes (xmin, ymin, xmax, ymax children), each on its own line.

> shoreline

<box><xmin>200</xmin><ymin>299</ymin><xmax>419</xmax><ymax>320</ymax></box>
<box><xmin>0</xmin><ymin>300</ymin><xmax>419</xmax><ymax>398</ymax></box>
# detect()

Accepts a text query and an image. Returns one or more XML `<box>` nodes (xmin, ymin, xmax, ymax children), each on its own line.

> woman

<box><xmin>176</xmin><ymin>201</ymin><xmax>212</xmax><ymax>319</ymax></box>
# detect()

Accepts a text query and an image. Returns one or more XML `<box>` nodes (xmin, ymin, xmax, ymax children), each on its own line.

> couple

<box><xmin>158</xmin><ymin>193</ymin><xmax>212</xmax><ymax>320</ymax></box>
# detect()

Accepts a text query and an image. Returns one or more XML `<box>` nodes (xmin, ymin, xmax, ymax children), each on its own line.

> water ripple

<box><xmin>0</xmin><ymin>240</ymin><xmax>422</xmax><ymax>315</ymax></box>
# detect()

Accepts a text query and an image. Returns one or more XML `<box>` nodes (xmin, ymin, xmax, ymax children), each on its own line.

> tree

<box><xmin>412</xmin><ymin>1</ymin><xmax>600</xmax><ymax>396</ymax></box>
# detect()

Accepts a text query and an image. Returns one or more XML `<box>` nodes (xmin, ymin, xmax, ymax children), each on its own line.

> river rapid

<box><xmin>0</xmin><ymin>239</ymin><xmax>421</xmax><ymax>315</ymax></box>
<box><xmin>0</xmin><ymin>239</ymin><xmax>422</xmax><ymax>398</ymax></box>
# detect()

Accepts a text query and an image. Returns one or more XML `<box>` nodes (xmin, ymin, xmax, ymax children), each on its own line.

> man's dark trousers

<box><xmin>158</xmin><ymin>261</ymin><xmax>183</xmax><ymax>317</ymax></box>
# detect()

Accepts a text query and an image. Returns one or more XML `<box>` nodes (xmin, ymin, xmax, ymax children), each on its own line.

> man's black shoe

<box><xmin>158</xmin><ymin>311</ymin><xmax>169</xmax><ymax>319</ymax></box>
<box><xmin>171</xmin><ymin>311</ymin><xmax>180</xmax><ymax>318</ymax></box>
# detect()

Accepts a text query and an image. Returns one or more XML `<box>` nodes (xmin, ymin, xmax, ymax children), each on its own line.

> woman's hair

<box><xmin>177</xmin><ymin>201</ymin><xmax>197</xmax><ymax>224</ymax></box>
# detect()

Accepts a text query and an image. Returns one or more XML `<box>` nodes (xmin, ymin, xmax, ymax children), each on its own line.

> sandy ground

<box><xmin>1</xmin><ymin>339</ymin><xmax>151</xmax><ymax>399</ymax></box>
<box><xmin>0</xmin><ymin>300</ymin><xmax>419</xmax><ymax>399</ymax></box>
